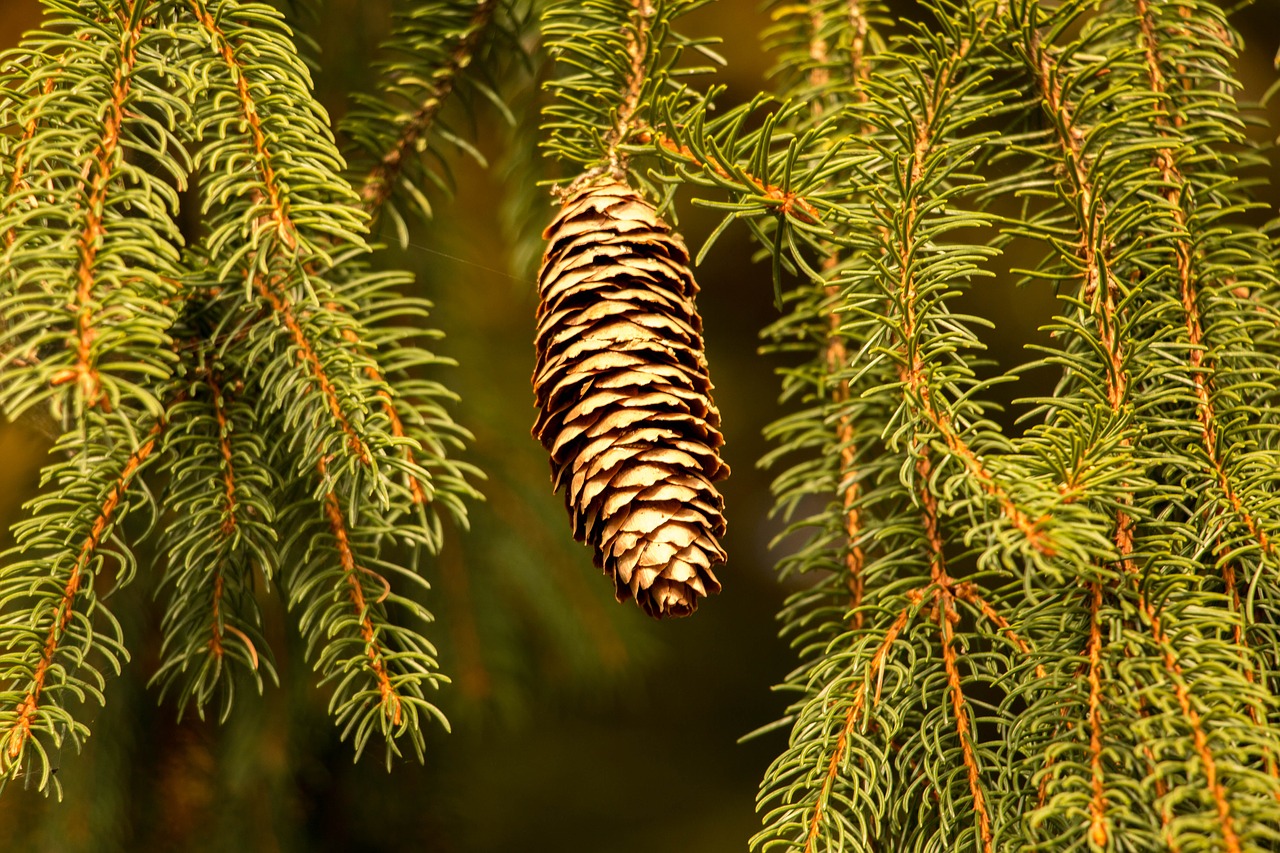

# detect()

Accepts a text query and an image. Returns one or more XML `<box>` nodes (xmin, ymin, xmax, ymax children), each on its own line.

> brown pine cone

<box><xmin>532</xmin><ymin>180</ymin><xmax>729</xmax><ymax>619</ymax></box>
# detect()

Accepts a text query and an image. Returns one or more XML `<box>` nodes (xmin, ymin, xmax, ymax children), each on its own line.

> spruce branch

<box><xmin>341</xmin><ymin>0</ymin><xmax>532</xmax><ymax>244</ymax></box>
<box><xmin>183</xmin><ymin>0</ymin><xmax>412</xmax><ymax>501</ymax></box>
<box><xmin>280</xmin><ymin>458</ymin><xmax>450</xmax><ymax>765</ymax></box>
<box><xmin>0</xmin><ymin>401</ymin><xmax>176</xmax><ymax>792</ymax></box>
<box><xmin>541</xmin><ymin>0</ymin><xmax>716</xmax><ymax>184</ymax></box>
<box><xmin>0</xmin><ymin>2</ymin><xmax>186</xmax><ymax>420</ymax></box>
<box><xmin>356</xmin><ymin>0</ymin><xmax>500</xmax><ymax>216</ymax></box>
<box><xmin>151</xmin><ymin>363</ymin><xmax>279</xmax><ymax>722</ymax></box>
<box><xmin>1000</xmin><ymin>2</ymin><xmax>1280</xmax><ymax>847</ymax></box>
<box><xmin>0</xmin><ymin>0</ymin><xmax>481</xmax><ymax>788</ymax></box>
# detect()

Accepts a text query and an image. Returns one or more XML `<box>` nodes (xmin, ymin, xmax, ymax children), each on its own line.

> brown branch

<box><xmin>1017</xmin><ymin>26</ymin><xmax>1136</xmax><ymax>845</ymax></box>
<box><xmin>188</xmin><ymin>0</ymin><xmax>290</xmax><ymax>244</ymax></box>
<box><xmin>808</xmin><ymin>0</ymin><xmax>873</xmax><ymax>617</ymax></box>
<box><xmin>43</xmin><ymin>3</ymin><xmax>150</xmax><ymax>409</ymax></box>
<box><xmin>1134</xmin><ymin>0</ymin><xmax>1280</xmax><ymax>571</ymax></box>
<box><xmin>1140</xmin><ymin>598</ymin><xmax>1241</xmax><ymax>852</ymax></box>
<box><xmin>887</xmin><ymin>31</ymin><xmax>1056</xmax><ymax>559</ymax></box>
<box><xmin>602</xmin><ymin>0</ymin><xmax>654</xmax><ymax>172</ymax></box>
<box><xmin>940</xmin><ymin>591</ymin><xmax>994</xmax><ymax>853</ymax></box>
<box><xmin>951</xmin><ymin>582</ymin><xmax>1062</xmax><ymax>813</ymax></box>
<box><xmin>915</xmin><ymin>445</ymin><xmax>994</xmax><ymax>851</ymax></box>
<box><xmin>360</xmin><ymin>0</ymin><xmax>499</xmax><ymax>216</ymax></box>
<box><xmin>207</xmin><ymin>374</ymin><xmax>239</xmax><ymax>536</ymax></box>
<box><xmin>335</xmin><ymin>317</ymin><xmax>427</xmax><ymax>504</ymax></box>
<box><xmin>2</xmin><ymin>29</ymin><xmax>98</xmax><ymax>251</ymax></box>
<box><xmin>953</xmin><ymin>583</ymin><xmax>1048</xmax><ymax>681</ymax></box>
<box><xmin>204</xmin><ymin>373</ymin><xmax>254</xmax><ymax>664</ymax></box>
<box><xmin>1138</xmin><ymin>697</ymin><xmax>1182</xmax><ymax>852</ymax></box>
<box><xmin>2</xmin><ymin>77</ymin><xmax>57</xmax><ymax>250</ymax></box>
<box><xmin>320</xmin><ymin>481</ymin><xmax>402</xmax><ymax>727</ymax></box>
<box><xmin>803</xmin><ymin>602</ymin><xmax>914</xmax><ymax>853</ymax></box>
<box><xmin>189</xmin><ymin>0</ymin><xmax>371</xmax><ymax>466</ymax></box>
<box><xmin>845</xmin><ymin>0</ymin><xmax>871</xmax><ymax>93</ymax></box>
<box><xmin>814</xmin><ymin>257</ymin><xmax>867</xmax><ymax>621</ymax></box>
<box><xmin>4</xmin><ymin>415</ymin><xmax>168</xmax><ymax>761</ymax></box>
<box><xmin>643</xmin><ymin>131</ymin><xmax>822</xmax><ymax>224</ymax></box>
<box><xmin>1022</xmin><ymin>31</ymin><xmax>1128</xmax><ymax>410</ymax></box>
<box><xmin>209</xmin><ymin>574</ymin><xmax>225</xmax><ymax>660</ymax></box>
<box><xmin>1086</xmin><ymin>581</ymin><xmax>1109</xmax><ymax>846</ymax></box>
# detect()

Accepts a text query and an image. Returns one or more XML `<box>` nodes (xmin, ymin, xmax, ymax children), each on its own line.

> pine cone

<box><xmin>532</xmin><ymin>181</ymin><xmax>729</xmax><ymax>619</ymax></box>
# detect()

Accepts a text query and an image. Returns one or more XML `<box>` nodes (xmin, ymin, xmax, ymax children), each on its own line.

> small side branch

<box><xmin>802</xmin><ymin>604</ymin><xmax>913</xmax><ymax>852</ymax></box>
<box><xmin>360</xmin><ymin>0</ymin><xmax>500</xmax><ymax>216</ymax></box>
<box><xmin>320</xmin><ymin>485</ymin><xmax>402</xmax><ymax>726</ymax></box>
<box><xmin>189</xmin><ymin>0</ymin><xmax>372</xmax><ymax>465</ymax></box>
<box><xmin>54</xmin><ymin>1</ymin><xmax>150</xmax><ymax>408</ymax></box>
<box><xmin>3</xmin><ymin>415</ymin><xmax>168</xmax><ymax>762</ymax></box>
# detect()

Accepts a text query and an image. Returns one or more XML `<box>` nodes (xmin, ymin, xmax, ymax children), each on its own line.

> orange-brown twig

<box><xmin>941</xmin><ymin>591</ymin><xmax>994</xmax><ymax>853</ymax></box>
<box><xmin>803</xmin><ymin>603</ymin><xmax>914</xmax><ymax>852</ymax></box>
<box><xmin>1085</xmin><ymin>582</ymin><xmax>1109</xmax><ymax>846</ymax></box>
<box><xmin>2</xmin><ymin>76</ymin><xmax>57</xmax><ymax>250</ymax></box>
<box><xmin>50</xmin><ymin>2</ymin><xmax>150</xmax><ymax>408</ymax></box>
<box><xmin>334</xmin><ymin>316</ymin><xmax>427</xmax><ymax>504</ymax></box>
<box><xmin>1140</xmin><ymin>598</ymin><xmax>1241</xmax><ymax>852</ymax></box>
<box><xmin>360</xmin><ymin>0</ymin><xmax>498</xmax><ymax>215</ymax></box>
<box><xmin>207</xmin><ymin>374</ymin><xmax>239</xmax><ymax>536</ymax></box>
<box><xmin>1134</xmin><ymin>0</ymin><xmax>1280</xmax><ymax>570</ymax></box>
<box><xmin>320</xmin><ymin>481</ymin><xmax>402</xmax><ymax>726</ymax></box>
<box><xmin>189</xmin><ymin>0</ymin><xmax>371</xmax><ymax>466</ymax></box>
<box><xmin>4</xmin><ymin>415</ymin><xmax>168</xmax><ymax>761</ymax></box>
<box><xmin>603</xmin><ymin>0</ymin><xmax>654</xmax><ymax>171</ymax></box>
<box><xmin>1018</xmin><ymin>27</ymin><xmax>1138</xmax><ymax>845</ymax></box>
<box><xmin>644</xmin><ymin>131</ymin><xmax>822</xmax><ymax>225</ymax></box>
<box><xmin>807</xmin><ymin>0</ymin><xmax>872</xmax><ymax>618</ymax></box>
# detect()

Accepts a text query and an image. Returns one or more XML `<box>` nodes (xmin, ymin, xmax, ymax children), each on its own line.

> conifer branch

<box><xmin>5</xmin><ymin>425</ymin><xmax>162</xmax><ymax>752</ymax></box>
<box><xmin>0</xmin><ymin>6</ymin><xmax>184</xmax><ymax>420</ymax></box>
<box><xmin>184</xmin><ymin>0</ymin><xmax>405</xmax><ymax>499</ymax></box>
<box><xmin>646</xmin><ymin>130</ymin><xmax>823</xmax><ymax>224</ymax></box>
<box><xmin>281</xmin><ymin>452</ymin><xmax>450</xmax><ymax>765</ymax></box>
<box><xmin>1004</xmin><ymin>4</ymin><xmax>1280</xmax><ymax>848</ymax></box>
<box><xmin>2</xmin><ymin>74</ymin><xmax>56</xmax><ymax>251</ymax></box>
<box><xmin>0</xmin><ymin>400</ymin><xmax>177</xmax><ymax>790</ymax></box>
<box><xmin>806</xmin><ymin>8</ymin><xmax>869</xmax><ymax>615</ymax></box>
<box><xmin>352</xmin><ymin>0</ymin><xmax>503</xmax><ymax>222</ymax></box>
<box><xmin>1133</xmin><ymin>0</ymin><xmax>1280</xmax><ymax>576</ymax></box>
<box><xmin>801</xmin><ymin>602</ymin><xmax>913</xmax><ymax>851</ymax></box>
<box><xmin>320</xmin><ymin>481</ymin><xmax>403</xmax><ymax>727</ymax></box>
<box><xmin>1139</xmin><ymin>595</ymin><xmax>1242</xmax><ymax>851</ymax></box>
<box><xmin>1084</xmin><ymin>580</ymin><xmax>1108</xmax><ymax>846</ymax></box>
<box><xmin>152</xmin><ymin>364</ymin><xmax>277</xmax><ymax>720</ymax></box>
<box><xmin>63</xmin><ymin>2</ymin><xmax>148</xmax><ymax>411</ymax></box>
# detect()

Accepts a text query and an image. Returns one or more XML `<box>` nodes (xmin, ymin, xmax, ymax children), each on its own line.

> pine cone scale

<box><xmin>532</xmin><ymin>181</ymin><xmax>729</xmax><ymax>619</ymax></box>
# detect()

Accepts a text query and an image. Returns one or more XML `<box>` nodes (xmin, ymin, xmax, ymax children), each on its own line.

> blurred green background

<box><xmin>0</xmin><ymin>1</ymin><xmax>1278</xmax><ymax>850</ymax></box>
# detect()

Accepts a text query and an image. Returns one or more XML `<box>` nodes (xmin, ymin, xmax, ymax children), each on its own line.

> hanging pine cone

<box><xmin>532</xmin><ymin>180</ymin><xmax>729</xmax><ymax>619</ymax></box>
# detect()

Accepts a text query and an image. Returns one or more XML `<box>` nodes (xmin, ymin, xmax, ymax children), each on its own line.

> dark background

<box><xmin>0</xmin><ymin>1</ymin><xmax>1278</xmax><ymax>850</ymax></box>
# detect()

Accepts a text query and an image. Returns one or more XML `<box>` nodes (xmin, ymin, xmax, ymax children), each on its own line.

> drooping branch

<box><xmin>2</xmin><ymin>408</ymin><xmax>172</xmax><ymax>771</ymax></box>
<box><xmin>320</xmin><ymin>483</ymin><xmax>403</xmax><ymax>727</ymax></box>
<box><xmin>358</xmin><ymin>0</ymin><xmax>501</xmax><ymax>217</ymax></box>
<box><xmin>188</xmin><ymin>0</ymin><xmax>376</xmax><ymax>469</ymax></box>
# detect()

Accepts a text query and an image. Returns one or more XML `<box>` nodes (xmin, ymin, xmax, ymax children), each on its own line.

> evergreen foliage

<box><xmin>2</xmin><ymin>0</ymin><xmax>1280</xmax><ymax>849</ymax></box>
<box><xmin>0</xmin><ymin>0</ymin><xmax>479</xmax><ymax>793</ymax></box>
